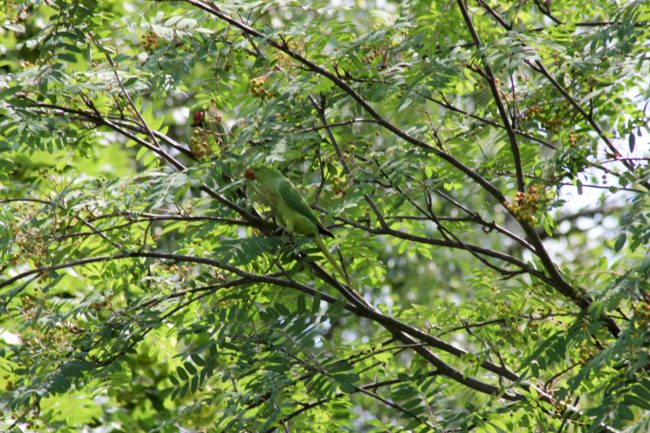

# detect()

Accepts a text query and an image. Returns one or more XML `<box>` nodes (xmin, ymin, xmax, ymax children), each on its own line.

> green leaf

<box><xmin>60</xmin><ymin>360</ymin><xmax>92</xmax><ymax>379</ymax></box>
<box><xmin>184</xmin><ymin>361</ymin><xmax>197</xmax><ymax>375</ymax></box>
<box><xmin>614</xmin><ymin>233</ymin><xmax>626</xmax><ymax>252</ymax></box>
<box><xmin>177</xmin><ymin>366</ymin><xmax>188</xmax><ymax>381</ymax></box>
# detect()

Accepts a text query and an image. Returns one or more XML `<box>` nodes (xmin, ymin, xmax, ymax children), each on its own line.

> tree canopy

<box><xmin>1</xmin><ymin>1</ymin><xmax>649</xmax><ymax>432</ymax></box>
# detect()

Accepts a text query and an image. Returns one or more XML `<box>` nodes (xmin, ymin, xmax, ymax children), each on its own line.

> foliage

<box><xmin>1</xmin><ymin>0</ymin><xmax>649</xmax><ymax>432</ymax></box>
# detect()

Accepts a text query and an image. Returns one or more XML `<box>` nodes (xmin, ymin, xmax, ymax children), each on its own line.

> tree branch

<box><xmin>456</xmin><ymin>0</ymin><xmax>525</xmax><ymax>192</ymax></box>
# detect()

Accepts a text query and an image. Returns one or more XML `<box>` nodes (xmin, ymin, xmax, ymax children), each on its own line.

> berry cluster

<box><xmin>249</xmin><ymin>75</ymin><xmax>271</xmax><ymax>99</ymax></box>
<box><xmin>141</xmin><ymin>31</ymin><xmax>159</xmax><ymax>52</ymax></box>
<box><xmin>503</xmin><ymin>183</ymin><xmax>550</xmax><ymax>225</ymax></box>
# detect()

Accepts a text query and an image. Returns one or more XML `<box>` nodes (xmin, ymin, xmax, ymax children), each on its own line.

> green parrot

<box><xmin>245</xmin><ymin>167</ymin><xmax>350</xmax><ymax>285</ymax></box>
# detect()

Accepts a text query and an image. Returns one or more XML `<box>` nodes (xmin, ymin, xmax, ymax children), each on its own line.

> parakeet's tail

<box><xmin>315</xmin><ymin>235</ymin><xmax>351</xmax><ymax>287</ymax></box>
<box><xmin>317</xmin><ymin>224</ymin><xmax>335</xmax><ymax>238</ymax></box>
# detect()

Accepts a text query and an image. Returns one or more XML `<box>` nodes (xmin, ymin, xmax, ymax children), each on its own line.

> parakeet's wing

<box><xmin>277</xmin><ymin>179</ymin><xmax>318</xmax><ymax>223</ymax></box>
<box><xmin>277</xmin><ymin>179</ymin><xmax>334</xmax><ymax>238</ymax></box>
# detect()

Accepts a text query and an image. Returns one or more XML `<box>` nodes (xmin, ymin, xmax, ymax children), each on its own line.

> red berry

<box><xmin>192</xmin><ymin>111</ymin><xmax>204</xmax><ymax>127</ymax></box>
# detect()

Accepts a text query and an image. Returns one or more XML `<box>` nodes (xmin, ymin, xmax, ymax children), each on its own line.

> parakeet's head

<box><xmin>244</xmin><ymin>167</ymin><xmax>280</xmax><ymax>182</ymax></box>
<box><xmin>191</xmin><ymin>110</ymin><xmax>205</xmax><ymax>127</ymax></box>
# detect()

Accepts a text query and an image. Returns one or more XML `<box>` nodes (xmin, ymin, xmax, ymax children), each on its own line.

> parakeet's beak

<box><xmin>244</xmin><ymin>168</ymin><xmax>256</xmax><ymax>180</ymax></box>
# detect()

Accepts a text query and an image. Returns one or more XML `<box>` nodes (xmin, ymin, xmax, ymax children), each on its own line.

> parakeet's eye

<box><xmin>192</xmin><ymin>111</ymin><xmax>204</xmax><ymax>127</ymax></box>
<box><xmin>244</xmin><ymin>168</ymin><xmax>256</xmax><ymax>180</ymax></box>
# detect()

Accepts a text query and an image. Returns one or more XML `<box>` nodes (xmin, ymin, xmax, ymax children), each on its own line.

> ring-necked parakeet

<box><xmin>245</xmin><ymin>167</ymin><xmax>350</xmax><ymax>285</ymax></box>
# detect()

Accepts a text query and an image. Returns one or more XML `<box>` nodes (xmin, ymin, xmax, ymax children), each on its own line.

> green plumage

<box><xmin>247</xmin><ymin>167</ymin><xmax>350</xmax><ymax>285</ymax></box>
<box><xmin>250</xmin><ymin>168</ymin><xmax>334</xmax><ymax>237</ymax></box>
